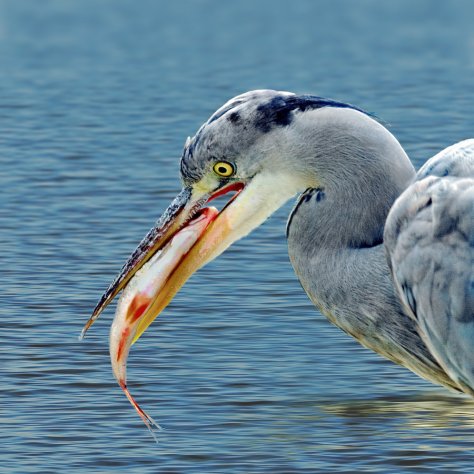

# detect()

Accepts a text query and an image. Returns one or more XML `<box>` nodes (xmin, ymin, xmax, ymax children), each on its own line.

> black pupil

<box><xmin>218</xmin><ymin>166</ymin><xmax>228</xmax><ymax>174</ymax></box>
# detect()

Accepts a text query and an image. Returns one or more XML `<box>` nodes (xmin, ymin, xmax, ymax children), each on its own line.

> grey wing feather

<box><xmin>417</xmin><ymin>139</ymin><xmax>474</xmax><ymax>180</ymax></box>
<box><xmin>385</xmin><ymin>140</ymin><xmax>474</xmax><ymax>393</ymax></box>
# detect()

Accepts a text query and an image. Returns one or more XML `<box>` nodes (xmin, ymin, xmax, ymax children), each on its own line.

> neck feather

<box><xmin>284</xmin><ymin>109</ymin><xmax>456</xmax><ymax>389</ymax></box>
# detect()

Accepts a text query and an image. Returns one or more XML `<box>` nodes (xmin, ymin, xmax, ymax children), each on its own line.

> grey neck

<box><xmin>285</xmin><ymin>109</ymin><xmax>457</xmax><ymax>389</ymax></box>
<box><xmin>286</xmin><ymin>111</ymin><xmax>414</xmax><ymax>331</ymax></box>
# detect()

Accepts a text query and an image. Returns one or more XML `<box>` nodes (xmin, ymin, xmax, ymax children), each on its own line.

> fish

<box><xmin>108</xmin><ymin>207</ymin><xmax>219</xmax><ymax>438</ymax></box>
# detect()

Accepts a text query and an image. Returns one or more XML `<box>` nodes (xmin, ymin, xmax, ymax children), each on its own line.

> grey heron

<box><xmin>81</xmin><ymin>90</ymin><xmax>474</xmax><ymax>432</ymax></box>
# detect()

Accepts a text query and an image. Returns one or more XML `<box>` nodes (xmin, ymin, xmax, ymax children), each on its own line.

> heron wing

<box><xmin>384</xmin><ymin>139</ymin><xmax>474</xmax><ymax>393</ymax></box>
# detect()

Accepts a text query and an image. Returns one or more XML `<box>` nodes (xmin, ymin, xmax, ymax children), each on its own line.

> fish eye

<box><xmin>213</xmin><ymin>161</ymin><xmax>235</xmax><ymax>178</ymax></box>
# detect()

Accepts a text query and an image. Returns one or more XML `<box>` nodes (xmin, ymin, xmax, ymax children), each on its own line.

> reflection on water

<box><xmin>2</xmin><ymin>0</ymin><xmax>474</xmax><ymax>473</ymax></box>
<box><xmin>321</xmin><ymin>393</ymin><xmax>474</xmax><ymax>429</ymax></box>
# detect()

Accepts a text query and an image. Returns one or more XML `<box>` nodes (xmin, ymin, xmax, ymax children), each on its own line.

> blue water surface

<box><xmin>2</xmin><ymin>1</ymin><xmax>474</xmax><ymax>472</ymax></box>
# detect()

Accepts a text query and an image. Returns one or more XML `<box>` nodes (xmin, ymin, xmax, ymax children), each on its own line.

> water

<box><xmin>2</xmin><ymin>0</ymin><xmax>474</xmax><ymax>472</ymax></box>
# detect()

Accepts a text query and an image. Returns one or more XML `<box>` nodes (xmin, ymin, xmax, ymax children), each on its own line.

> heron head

<box><xmin>82</xmin><ymin>89</ymin><xmax>382</xmax><ymax>342</ymax></box>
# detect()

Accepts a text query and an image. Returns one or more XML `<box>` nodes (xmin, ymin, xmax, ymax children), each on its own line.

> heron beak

<box><xmin>82</xmin><ymin>171</ymin><xmax>294</xmax><ymax>343</ymax></box>
<box><xmin>81</xmin><ymin>181</ymin><xmax>247</xmax><ymax>340</ymax></box>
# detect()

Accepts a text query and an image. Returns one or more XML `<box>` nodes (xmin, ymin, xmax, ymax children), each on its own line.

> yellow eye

<box><xmin>213</xmin><ymin>161</ymin><xmax>235</xmax><ymax>178</ymax></box>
